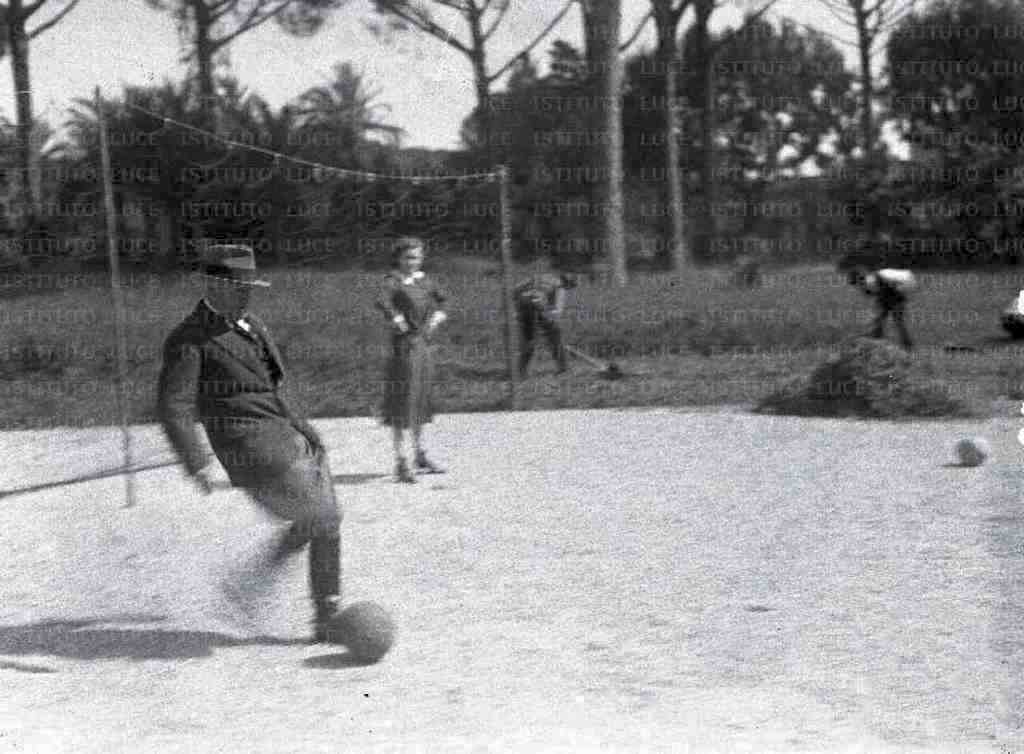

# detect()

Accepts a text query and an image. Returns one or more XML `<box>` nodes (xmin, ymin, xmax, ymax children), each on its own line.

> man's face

<box><xmin>206</xmin><ymin>278</ymin><xmax>252</xmax><ymax>318</ymax></box>
<box><xmin>399</xmin><ymin>247</ymin><xmax>423</xmax><ymax>275</ymax></box>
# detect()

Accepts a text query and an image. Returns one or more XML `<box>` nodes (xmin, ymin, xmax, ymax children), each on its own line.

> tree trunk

<box><xmin>471</xmin><ymin>55</ymin><xmax>492</xmax><ymax>169</ymax></box>
<box><xmin>158</xmin><ymin>207</ymin><xmax>174</xmax><ymax>268</ymax></box>
<box><xmin>466</xmin><ymin>6</ymin><xmax>493</xmax><ymax>170</ymax></box>
<box><xmin>581</xmin><ymin>0</ymin><xmax>599</xmax><ymax>62</ymax></box>
<box><xmin>656</xmin><ymin>26</ymin><xmax>687</xmax><ymax>273</ymax></box>
<box><xmin>192</xmin><ymin>0</ymin><xmax>216</xmax><ymax>129</ymax></box>
<box><xmin>271</xmin><ymin>177</ymin><xmax>286</xmax><ymax>265</ymax></box>
<box><xmin>855</xmin><ymin>3</ymin><xmax>874</xmax><ymax>154</ymax></box>
<box><xmin>591</xmin><ymin>0</ymin><xmax>626</xmax><ymax>286</ymax></box>
<box><xmin>8</xmin><ymin>2</ymin><xmax>39</xmax><ymax>237</ymax></box>
<box><xmin>694</xmin><ymin>0</ymin><xmax>716</xmax><ymax>262</ymax></box>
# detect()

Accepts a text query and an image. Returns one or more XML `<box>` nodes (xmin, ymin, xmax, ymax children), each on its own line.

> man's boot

<box><xmin>310</xmin><ymin>534</ymin><xmax>341</xmax><ymax>643</ymax></box>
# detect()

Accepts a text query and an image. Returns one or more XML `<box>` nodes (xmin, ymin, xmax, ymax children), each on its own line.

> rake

<box><xmin>564</xmin><ymin>344</ymin><xmax>624</xmax><ymax>379</ymax></box>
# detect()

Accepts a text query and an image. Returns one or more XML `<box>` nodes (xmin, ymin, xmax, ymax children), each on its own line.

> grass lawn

<box><xmin>2</xmin><ymin>260</ymin><xmax>1024</xmax><ymax>429</ymax></box>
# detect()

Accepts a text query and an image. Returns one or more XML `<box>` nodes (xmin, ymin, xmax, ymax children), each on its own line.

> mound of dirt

<box><xmin>755</xmin><ymin>336</ymin><xmax>977</xmax><ymax>418</ymax></box>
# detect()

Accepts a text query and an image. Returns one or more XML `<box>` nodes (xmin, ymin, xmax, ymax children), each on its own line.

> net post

<box><xmin>96</xmin><ymin>86</ymin><xmax>135</xmax><ymax>508</ymax></box>
<box><xmin>498</xmin><ymin>165</ymin><xmax>518</xmax><ymax>409</ymax></box>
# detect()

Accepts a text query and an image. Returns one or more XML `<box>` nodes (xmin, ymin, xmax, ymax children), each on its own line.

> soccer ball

<box><xmin>325</xmin><ymin>601</ymin><xmax>396</xmax><ymax>662</ymax></box>
<box><xmin>955</xmin><ymin>437</ymin><xmax>991</xmax><ymax>467</ymax></box>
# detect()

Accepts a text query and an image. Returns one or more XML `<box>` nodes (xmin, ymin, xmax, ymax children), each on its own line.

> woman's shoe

<box><xmin>414</xmin><ymin>451</ymin><xmax>445</xmax><ymax>474</ymax></box>
<box><xmin>396</xmin><ymin>458</ymin><xmax>416</xmax><ymax>483</ymax></box>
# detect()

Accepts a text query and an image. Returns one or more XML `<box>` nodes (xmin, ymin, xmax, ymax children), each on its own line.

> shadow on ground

<box><xmin>303</xmin><ymin>652</ymin><xmax>380</xmax><ymax>669</ymax></box>
<box><xmin>0</xmin><ymin>659</ymin><xmax>59</xmax><ymax>674</ymax></box>
<box><xmin>0</xmin><ymin>470</ymin><xmax>387</xmax><ymax>503</ymax></box>
<box><xmin>332</xmin><ymin>473</ymin><xmax>388</xmax><ymax>486</ymax></box>
<box><xmin>0</xmin><ymin>461</ymin><xmax>178</xmax><ymax>501</ymax></box>
<box><xmin>0</xmin><ymin>614</ymin><xmax>307</xmax><ymax>664</ymax></box>
<box><xmin>214</xmin><ymin>473</ymin><xmax>387</xmax><ymax>492</ymax></box>
<box><xmin>439</xmin><ymin>363</ymin><xmax>509</xmax><ymax>380</ymax></box>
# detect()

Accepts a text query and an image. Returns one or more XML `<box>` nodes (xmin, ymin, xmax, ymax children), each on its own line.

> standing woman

<box><xmin>376</xmin><ymin>237</ymin><xmax>448</xmax><ymax>483</ymax></box>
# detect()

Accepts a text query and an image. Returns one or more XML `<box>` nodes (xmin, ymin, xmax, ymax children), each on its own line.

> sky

<box><xmin>5</xmin><ymin>0</ymin><xmax>875</xmax><ymax>151</ymax></box>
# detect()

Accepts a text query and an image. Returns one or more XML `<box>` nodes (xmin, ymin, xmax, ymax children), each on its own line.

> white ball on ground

<box><xmin>955</xmin><ymin>437</ymin><xmax>991</xmax><ymax>467</ymax></box>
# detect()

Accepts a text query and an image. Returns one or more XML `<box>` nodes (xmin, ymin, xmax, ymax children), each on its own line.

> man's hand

<box><xmin>393</xmin><ymin>314</ymin><xmax>410</xmax><ymax>334</ymax></box>
<box><xmin>193</xmin><ymin>464</ymin><xmax>216</xmax><ymax>495</ymax></box>
<box><xmin>425</xmin><ymin>310</ymin><xmax>447</xmax><ymax>336</ymax></box>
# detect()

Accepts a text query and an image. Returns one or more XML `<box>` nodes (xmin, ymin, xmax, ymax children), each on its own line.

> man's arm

<box><xmin>546</xmin><ymin>287</ymin><xmax>566</xmax><ymax>319</ymax></box>
<box><xmin>156</xmin><ymin>332</ymin><xmax>212</xmax><ymax>478</ymax></box>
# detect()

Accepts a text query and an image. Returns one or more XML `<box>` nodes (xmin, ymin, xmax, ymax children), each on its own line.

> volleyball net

<box><xmin>57</xmin><ymin>89</ymin><xmax>522</xmax><ymax>506</ymax></box>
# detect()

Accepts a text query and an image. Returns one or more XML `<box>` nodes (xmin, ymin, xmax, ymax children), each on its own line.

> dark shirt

<box><xmin>514</xmin><ymin>273</ymin><xmax>566</xmax><ymax>313</ymax></box>
<box><xmin>375</xmin><ymin>271</ymin><xmax>447</xmax><ymax>335</ymax></box>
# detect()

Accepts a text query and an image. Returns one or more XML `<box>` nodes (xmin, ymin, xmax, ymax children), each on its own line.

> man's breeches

<box><xmin>249</xmin><ymin>441</ymin><xmax>341</xmax><ymax>536</ymax></box>
<box><xmin>248</xmin><ymin>437</ymin><xmax>342</xmax><ymax>602</ymax></box>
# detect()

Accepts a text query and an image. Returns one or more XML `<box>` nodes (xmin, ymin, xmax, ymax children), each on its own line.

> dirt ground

<box><xmin>0</xmin><ymin>408</ymin><xmax>1021</xmax><ymax>753</ymax></box>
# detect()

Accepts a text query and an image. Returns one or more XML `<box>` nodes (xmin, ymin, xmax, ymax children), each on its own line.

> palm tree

<box><xmin>0</xmin><ymin>0</ymin><xmax>82</xmax><ymax>236</ymax></box>
<box><xmin>65</xmin><ymin>79</ymin><xmax>211</xmax><ymax>266</ymax></box>
<box><xmin>297</xmin><ymin>62</ymin><xmax>405</xmax><ymax>164</ymax></box>
<box><xmin>220</xmin><ymin>91</ymin><xmax>311</xmax><ymax>263</ymax></box>
<box><xmin>0</xmin><ymin>113</ymin><xmax>68</xmax><ymax>265</ymax></box>
<box><xmin>142</xmin><ymin>0</ymin><xmax>344</xmax><ymax>128</ymax></box>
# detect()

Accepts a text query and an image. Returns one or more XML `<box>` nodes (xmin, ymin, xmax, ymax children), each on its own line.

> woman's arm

<box><xmin>426</xmin><ymin>278</ymin><xmax>448</xmax><ymax>333</ymax></box>
<box><xmin>429</xmin><ymin>277</ymin><xmax>447</xmax><ymax>306</ymax></box>
<box><xmin>376</xmin><ymin>275</ymin><xmax>409</xmax><ymax>332</ymax></box>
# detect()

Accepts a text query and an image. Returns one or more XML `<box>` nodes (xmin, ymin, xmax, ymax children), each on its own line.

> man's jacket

<box><xmin>157</xmin><ymin>300</ymin><xmax>322</xmax><ymax>488</ymax></box>
<box><xmin>514</xmin><ymin>273</ymin><xmax>566</xmax><ymax>315</ymax></box>
<box><xmin>865</xmin><ymin>269</ymin><xmax>916</xmax><ymax>297</ymax></box>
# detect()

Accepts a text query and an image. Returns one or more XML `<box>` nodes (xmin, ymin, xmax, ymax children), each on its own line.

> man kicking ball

<box><xmin>157</xmin><ymin>244</ymin><xmax>342</xmax><ymax>642</ymax></box>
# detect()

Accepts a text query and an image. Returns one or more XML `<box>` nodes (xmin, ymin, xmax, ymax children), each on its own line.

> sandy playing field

<box><xmin>0</xmin><ymin>408</ymin><xmax>1020</xmax><ymax>753</ymax></box>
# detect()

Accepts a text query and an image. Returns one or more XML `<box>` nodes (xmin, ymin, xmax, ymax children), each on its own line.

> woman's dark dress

<box><xmin>376</xmin><ymin>270</ymin><xmax>446</xmax><ymax>428</ymax></box>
